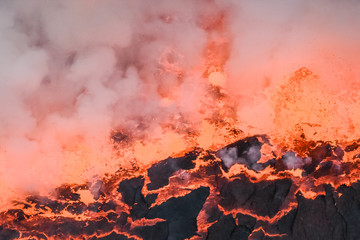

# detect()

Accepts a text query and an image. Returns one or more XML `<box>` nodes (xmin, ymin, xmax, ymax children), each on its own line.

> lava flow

<box><xmin>1</xmin><ymin>1</ymin><xmax>360</xmax><ymax>240</ymax></box>
<box><xmin>3</xmin><ymin>128</ymin><xmax>360</xmax><ymax>239</ymax></box>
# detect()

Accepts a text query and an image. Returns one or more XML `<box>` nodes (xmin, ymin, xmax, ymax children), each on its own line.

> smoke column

<box><xmin>0</xmin><ymin>0</ymin><xmax>360</xmax><ymax>206</ymax></box>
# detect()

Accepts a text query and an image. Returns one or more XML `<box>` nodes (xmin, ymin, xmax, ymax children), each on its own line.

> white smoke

<box><xmin>0</xmin><ymin>0</ymin><xmax>359</xmax><ymax>204</ymax></box>
<box><xmin>217</xmin><ymin>144</ymin><xmax>261</xmax><ymax>169</ymax></box>
<box><xmin>282</xmin><ymin>152</ymin><xmax>311</xmax><ymax>170</ymax></box>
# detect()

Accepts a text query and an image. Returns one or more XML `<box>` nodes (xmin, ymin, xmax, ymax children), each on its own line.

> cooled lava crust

<box><xmin>1</xmin><ymin>135</ymin><xmax>360</xmax><ymax>240</ymax></box>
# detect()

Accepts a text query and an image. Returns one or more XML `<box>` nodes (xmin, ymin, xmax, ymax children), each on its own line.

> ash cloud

<box><xmin>0</xmin><ymin>0</ymin><xmax>360</xmax><ymax>204</ymax></box>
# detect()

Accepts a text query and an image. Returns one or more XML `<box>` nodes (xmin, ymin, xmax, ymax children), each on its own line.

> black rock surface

<box><xmin>147</xmin><ymin>151</ymin><xmax>198</xmax><ymax>190</ymax></box>
<box><xmin>219</xmin><ymin>175</ymin><xmax>292</xmax><ymax>217</ymax></box>
<box><xmin>206</xmin><ymin>213</ymin><xmax>256</xmax><ymax>240</ymax></box>
<box><xmin>3</xmin><ymin>135</ymin><xmax>360</xmax><ymax>240</ymax></box>
<box><xmin>144</xmin><ymin>186</ymin><xmax>210</xmax><ymax>240</ymax></box>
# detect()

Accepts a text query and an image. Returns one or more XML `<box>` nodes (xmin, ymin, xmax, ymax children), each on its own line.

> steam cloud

<box><xmin>0</xmin><ymin>0</ymin><xmax>360</xmax><ymax>204</ymax></box>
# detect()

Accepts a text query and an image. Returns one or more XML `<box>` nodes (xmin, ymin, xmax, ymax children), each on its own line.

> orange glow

<box><xmin>208</xmin><ymin>71</ymin><xmax>226</xmax><ymax>87</ymax></box>
<box><xmin>133</xmin><ymin>131</ymin><xmax>188</xmax><ymax>166</ymax></box>
<box><xmin>1</xmin><ymin>2</ymin><xmax>360</xmax><ymax>239</ymax></box>
<box><xmin>271</xmin><ymin>67</ymin><xmax>360</xmax><ymax>148</ymax></box>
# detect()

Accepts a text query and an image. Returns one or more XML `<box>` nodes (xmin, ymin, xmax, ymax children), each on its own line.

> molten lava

<box><xmin>2</xmin><ymin>131</ymin><xmax>360</xmax><ymax>239</ymax></box>
<box><xmin>2</xmin><ymin>64</ymin><xmax>360</xmax><ymax>238</ymax></box>
<box><xmin>1</xmin><ymin>1</ymin><xmax>360</xmax><ymax>239</ymax></box>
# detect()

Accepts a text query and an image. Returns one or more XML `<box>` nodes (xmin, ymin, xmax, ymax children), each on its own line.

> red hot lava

<box><xmin>0</xmin><ymin>1</ymin><xmax>360</xmax><ymax>240</ymax></box>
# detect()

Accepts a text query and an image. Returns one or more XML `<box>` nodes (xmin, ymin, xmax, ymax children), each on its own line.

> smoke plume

<box><xmin>0</xmin><ymin>0</ymin><xmax>360</xmax><ymax>205</ymax></box>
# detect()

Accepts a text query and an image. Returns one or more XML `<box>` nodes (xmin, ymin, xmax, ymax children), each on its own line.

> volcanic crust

<box><xmin>1</xmin><ymin>135</ymin><xmax>360</xmax><ymax>240</ymax></box>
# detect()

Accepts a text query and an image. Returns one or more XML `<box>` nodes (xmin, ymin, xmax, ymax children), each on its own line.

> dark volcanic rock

<box><xmin>66</xmin><ymin>202</ymin><xmax>87</xmax><ymax>215</ymax></box>
<box><xmin>145</xmin><ymin>186</ymin><xmax>210</xmax><ymax>239</ymax></box>
<box><xmin>117</xmin><ymin>177</ymin><xmax>145</xmax><ymax>206</ymax></box>
<box><xmin>0</xmin><ymin>226</ymin><xmax>20</xmax><ymax>240</ymax></box>
<box><xmin>117</xmin><ymin>177</ymin><xmax>158</xmax><ymax>220</ymax></box>
<box><xmin>91</xmin><ymin>231</ymin><xmax>135</xmax><ymax>240</ymax></box>
<box><xmin>87</xmin><ymin>200</ymin><xmax>118</xmax><ymax>214</ymax></box>
<box><xmin>219</xmin><ymin>175</ymin><xmax>292</xmax><ymax>217</ymax></box>
<box><xmin>291</xmin><ymin>188</ymin><xmax>346</xmax><ymax>240</ymax></box>
<box><xmin>130</xmin><ymin>193</ymin><xmax>159</xmax><ymax>220</ymax></box>
<box><xmin>206</xmin><ymin>213</ymin><xmax>256</xmax><ymax>240</ymax></box>
<box><xmin>88</xmin><ymin>202</ymin><xmax>102</xmax><ymax>212</ymax></box>
<box><xmin>130</xmin><ymin>199</ymin><xmax>149</xmax><ymax>220</ymax></box>
<box><xmin>220</xmin><ymin>177</ymin><xmax>255</xmax><ymax>207</ymax></box>
<box><xmin>26</xmin><ymin>195</ymin><xmax>66</xmax><ymax>214</ymax></box>
<box><xmin>333</xmin><ymin>146</ymin><xmax>344</xmax><ymax>159</ymax></box>
<box><xmin>46</xmin><ymin>219</ymin><xmax>85</xmax><ymax>237</ymax></box>
<box><xmin>336</xmin><ymin>181</ymin><xmax>360</xmax><ymax>239</ymax></box>
<box><xmin>145</xmin><ymin>193</ymin><xmax>158</xmax><ymax>205</ymax></box>
<box><xmin>116</xmin><ymin>212</ymin><xmax>129</xmax><ymax>226</ymax></box>
<box><xmin>344</xmin><ymin>142</ymin><xmax>360</xmax><ymax>152</ymax></box>
<box><xmin>92</xmin><ymin>232</ymin><xmax>135</xmax><ymax>240</ymax></box>
<box><xmin>99</xmin><ymin>200</ymin><xmax>117</xmax><ymax>212</ymax></box>
<box><xmin>55</xmin><ymin>185</ymin><xmax>80</xmax><ymax>201</ymax></box>
<box><xmin>273</xmin><ymin>185</ymin><xmax>347</xmax><ymax>240</ymax></box>
<box><xmin>273</xmin><ymin>208</ymin><xmax>297</xmax><ymax>237</ymax></box>
<box><xmin>133</xmin><ymin>221</ymin><xmax>169</xmax><ymax>240</ymax></box>
<box><xmin>303</xmin><ymin>144</ymin><xmax>333</xmax><ymax>175</ymax></box>
<box><xmin>206</xmin><ymin>214</ymin><xmax>236</xmax><ymax>240</ymax></box>
<box><xmin>8</xmin><ymin>136</ymin><xmax>360</xmax><ymax>240</ymax></box>
<box><xmin>147</xmin><ymin>151</ymin><xmax>198</xmax><ymax>190</ymax></box>
<box><xmin>313</xmin><ymin>161</ymin><xmax>339</xmax><ymax>179</ymax></box>
<box><xmin>250</xmin><ymin>229</ymin><xmax>285</xmax><ymax>240</ymax></box>
<box><xmin>5</xmin><ymin>209</ymin><xmax>27</xmax><ymax>222</ymax></box>
<box><xmin>84</xmin><ymin>217</ymin><xmax>113</xmax><ymax>236</ymax></box>
<box><xmin>237</xmin><ymin>212</ymin><xmax>257</xmax><ymax>231</ymax></box>
<box><xmin>206</xmin><ymin>207</ymin><xmax>223</xmax><ymax>223</ymax></box>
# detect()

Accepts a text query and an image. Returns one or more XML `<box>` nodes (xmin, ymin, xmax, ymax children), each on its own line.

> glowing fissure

<box><xmin>2</xmin><ymin>135</ymin><xmax>360</xmax><ymax>239</ymax></box>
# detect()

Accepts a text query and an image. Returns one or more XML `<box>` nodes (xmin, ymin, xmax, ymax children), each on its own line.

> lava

<box><xmin>1</xmin><ymin>1</ymin><xmax>360</xmax><ymax>239</ymax></box>
<box><xmin>2</xmin><ymin>134</ymin><xmax>360</xmax><ymax>239</ymax></box>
